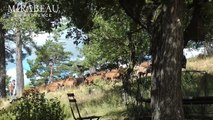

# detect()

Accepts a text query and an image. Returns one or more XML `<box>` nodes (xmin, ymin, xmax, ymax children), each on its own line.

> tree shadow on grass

<box><xmin>206</xmin><ymin>73</ymin><xmax>213</xmax><ymax>96</ymax></box>
<box><xmin>68</xmin><ymin>71</ymin><xmax>213</xmax><ymax>119</ymax></box>
<box><xmin>73</xmin><ymin>79</ymin><xmax>151</xmax><ymax>120</ymax></box>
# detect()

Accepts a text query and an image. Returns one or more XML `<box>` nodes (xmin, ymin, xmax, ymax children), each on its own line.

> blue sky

<box><xmin>6</xmin><ymin>31</ymin><xmax>82</xmax><ymax>85</ymax></box>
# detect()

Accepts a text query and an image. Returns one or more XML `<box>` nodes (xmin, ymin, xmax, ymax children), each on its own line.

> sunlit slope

<box><xmin>187</xmin><ymin>56</ymin><xmax>213</xmax><ymax>73</ymax></box>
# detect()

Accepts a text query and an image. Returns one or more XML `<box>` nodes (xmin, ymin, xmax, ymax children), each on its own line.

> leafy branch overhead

<box><xmin>79</xmin><ymin>11</ymin><xmax>150</xmax><ymax>68</ymax></box>
<box><xmin>66</xmin><ymin>27</ymin><xmax>89</xmax><ymax>45</ymax></box>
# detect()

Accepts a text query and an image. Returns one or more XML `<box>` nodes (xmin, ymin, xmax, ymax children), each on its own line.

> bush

<box><xmin>11</xmin><ymin>93</ymin><xmax>65</xmax><ymax>120</ymax></box>
<box><xmin>0</xmin><ymin>108</ymin><xmax>14</xmax><ymax>120</ymax></box>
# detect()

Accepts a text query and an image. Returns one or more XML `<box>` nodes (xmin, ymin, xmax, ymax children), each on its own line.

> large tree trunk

<box><xmin>15</xmin><ymin>29</ymin><xmax>24</xmax><ymax>97</ymax></box>
<box><xmin>151</xmin><ymin>0</ymin><xmax>184</xmax><ymax>120</ymax></box>
<box><xmin>0</xmin><ymin>25</ymin><xmax>6</xmax><ymax>98</ymax></box>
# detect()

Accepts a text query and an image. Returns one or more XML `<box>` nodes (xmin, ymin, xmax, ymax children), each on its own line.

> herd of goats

<box><xmin>10</xmin><ymin>61</ymin><xmax>152</xmax><ymax>96</ymax></box>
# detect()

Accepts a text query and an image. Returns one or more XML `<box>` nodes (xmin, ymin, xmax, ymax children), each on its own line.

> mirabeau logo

<box><xmin>8</xmin><ymin>1</ymin><xmax>59</xmax><ymax>13</ymax></box>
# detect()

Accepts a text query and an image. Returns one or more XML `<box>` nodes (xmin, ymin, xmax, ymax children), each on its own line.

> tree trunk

<box><xmin>205</xmin><ymin>41</ymin><xmax>213</xmax><ymax>56</ymax></box>
<box><xmin>15</xmin><ymin>29</ymin><xmax>24</xmax><ymax>97</ymax></box>
<box><xmin>0</xmin><ymin>25</ymin><xmax>6</xmax><ymax>98</ymax></box>
<box><xmin>151</xmin><ymin>0</ymin><xmax>184</xmax><ymax>120</ymax></box>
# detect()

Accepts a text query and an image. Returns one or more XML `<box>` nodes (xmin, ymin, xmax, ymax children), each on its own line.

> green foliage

<box><xmin>81</xmin><ymin>11</ymin><xmax>150</xmax><ymax>68</ymax></box>
<box><xmin>86</xmin><ymin>13</ymin><xmax>129</xmax><ymax>64</ymax></box>
<box><xmin>181</xmin><ymin>71</ymin><xmax>213</xmax><ymax>119</ymax></box>
<box><xmin>6</xmin><ymin>75</ymin><xmax>12</xmax><ymax>87</ymax></box>
<box><xmin>26</xmin><ymin>40</ymin><xmax>72</xmax><ymax>85</ymax></box>
<box><xmin>1</xmin><ymin>12</ymin><xmax>38</xmax><ymax>32</ymax></box>
<box><xmin>0</xmin><ymin>1</ymin><xmax>12</xmax><ymax>16</ymax></box>
<box><xmin>203</xmin><ymin>2</ymin><xmax>213</xmax><ymax>40</ymax></box>
<box><xmin>68</xmin><ymin>60</ymin><xmax>89</xmax><ymax>76</ymax></box>
<box><xmin>182</xmin><ymin>71</ymin><xmax>207</xmax><ymax>97</ymax></box>
<box><xmin>11</xmin><ymin>93</ymin><xmax>65</xmax><ymax>120</ymax></box>
<box><xmin>0</xmin><ymin>93</ymin><xmax>65</xmax><ymax>120</ymax></box>
<box><xmin>0</xmin><ymin>108</ymin><xmax>14</xmax><ymax>120</ymax></box>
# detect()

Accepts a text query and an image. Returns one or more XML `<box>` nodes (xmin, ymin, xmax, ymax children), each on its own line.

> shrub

<box><xmin>11</xmin><ymin>93</ymin><xmax>65</xmax><ymax>120</ymax></box>
<box><xmin>0</xmin><ymin>108</ymin><xmax>14</xmax><ymax>120</ymax></box>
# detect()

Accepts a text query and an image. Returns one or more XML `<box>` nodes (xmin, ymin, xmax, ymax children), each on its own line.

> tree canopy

<box><xmin>80</xmin><ymin>12</ymin><xmax>150</xmax><ymax>68</ymax></box>
<box><xmin>26</xmin><ymin>40</ymin><xmax>72</xmax><ymax>86</ymax></box>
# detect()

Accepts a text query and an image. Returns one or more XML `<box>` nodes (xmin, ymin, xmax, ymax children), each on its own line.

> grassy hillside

<box><xmin>186</xmin><ymin>56</ymin><xmax>213</xmax><ymax>96</ymax></box>
<box><xmin>187</xmin><ymin>56</ymin><xmax>213</xmax><ymax>73</ymax></box>
<box><xmin>0</xmin><ymin>80</ymin><xmax>127</xmax><ymax>120</ymax></box>
<box><xmin>46</xmin><ymin>80</ymin><xmax>127</xmax><ymax>120</ymax></box>
<box><xmin>1</xmin><ymin>57</ymin><xmax>213</xmax><ymax>120</ymax></box>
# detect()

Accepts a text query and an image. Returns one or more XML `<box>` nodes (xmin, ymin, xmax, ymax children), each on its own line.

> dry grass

<box><xmin>1</xmin><ymin>57</ymin><xmax>213</xmax><ymax>119</ymax></box>
<box><xmin>186</xmin><ymin>56</ymin><xmax>213</xmax><ymax>73</ymax></box>
<box><xmin>0</xmin><ymin>98</ymin><xmax>11</xmax><ymax>110</ymax></box>
<box><xmin>44</xmin><ymin>80</ymin><xmax>126</xmax><ymax>120</ymax></box>
<box><xmin>0</xmin><ymin>80</ymin><xmax>125</xmax><ymax>120</ymax></box>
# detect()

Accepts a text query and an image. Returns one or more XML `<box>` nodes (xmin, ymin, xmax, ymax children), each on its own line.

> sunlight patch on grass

<box><xmin>187</xmin><ymin>56</ymin><xmax>213</xmax><ymax>73</ymax></box>
<box><xmin>0</xmin><ymin>98</ymin><xmax>11</xmax><ymax>110</ymax></box>
<box><xmin>43</xmin><ymin>79</ymin><xmax>126</xmax><ymax>119</ymax></box>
